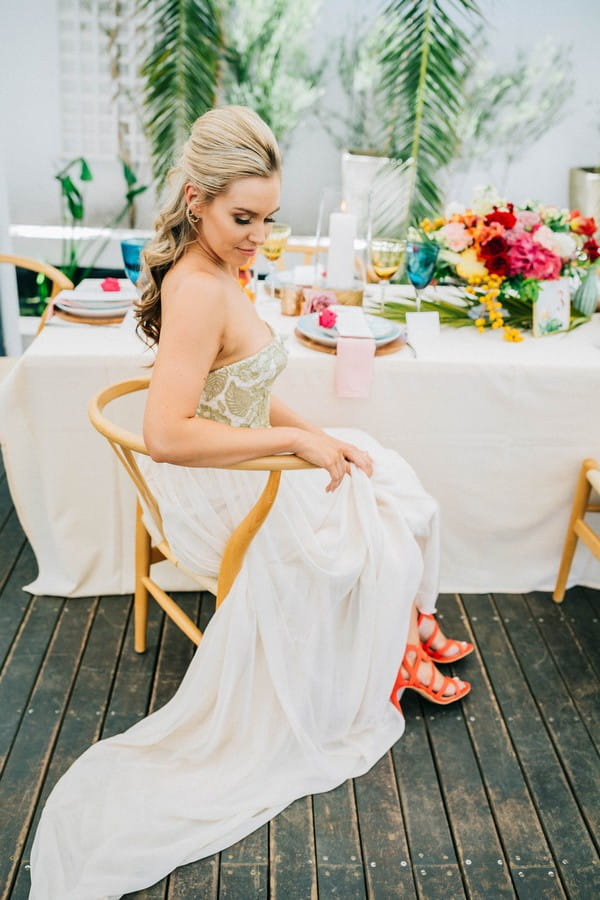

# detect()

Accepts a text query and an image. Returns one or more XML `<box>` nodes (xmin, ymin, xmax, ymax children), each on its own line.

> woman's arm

<box><xmin>142</xmin><ymin>275</ymin><xmax>356</xmax><ymax>490</ymax></box>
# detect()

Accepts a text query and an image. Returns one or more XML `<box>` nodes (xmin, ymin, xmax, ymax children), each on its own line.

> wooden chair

<box><xmin>0</xmin><ymin>253</ymin><xmax>74</xmax><ymax>335</ymax></box>
<box><xmin>553</xmin><ymin>458</ymin><xmax>600</xmax><ymax>602</ymax></box>
<box><xmin>88</xmin><ymin>377</ymin><xmax>317</xmax><ymax>652</ymax></box>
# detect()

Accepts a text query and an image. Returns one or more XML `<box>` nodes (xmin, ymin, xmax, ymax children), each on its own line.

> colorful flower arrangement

<box><xmin>383</xmin><ymin>187</ymin><xmax>598</xmax><ymax>341</ymax></box>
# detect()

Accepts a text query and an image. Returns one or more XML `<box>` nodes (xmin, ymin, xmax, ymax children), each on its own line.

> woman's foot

<box><xmin>418</xmin><ymin>612</ymin><xmax>474</xmax><ymax>663</ymax></box>
<box><xmin>390</xmin><ymin>643</ymin><xmax>471</xmax><ymax>711</ymax></box>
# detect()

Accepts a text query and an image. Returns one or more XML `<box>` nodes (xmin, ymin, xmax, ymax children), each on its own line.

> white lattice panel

<box><xmin>58</xmin><ymin>0</ymin><xmax>149</xmax><ymax>166</ymax></box>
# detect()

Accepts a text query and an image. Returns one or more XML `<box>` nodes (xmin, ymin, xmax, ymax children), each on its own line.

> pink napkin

<box><xmin>335</xmin><ymin>336</ymin><xmax>376</xmax><ymax>398</ymax></box>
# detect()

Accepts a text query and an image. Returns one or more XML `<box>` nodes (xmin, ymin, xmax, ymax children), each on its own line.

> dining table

<box><xmin>1</xmin><ymin>282</ymin><xmax>599</xmax><ymax>598</ymax></box>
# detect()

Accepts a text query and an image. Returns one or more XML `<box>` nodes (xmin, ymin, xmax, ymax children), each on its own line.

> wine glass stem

<box><xmin>415</xmin><ymin>287</ymin><xmax>422</xmax><ymax>313</ymax></box>
<box><xmin>380</xmin><ymin>280</ymin><xmax>388</xmax><ymax>307</ymax></box>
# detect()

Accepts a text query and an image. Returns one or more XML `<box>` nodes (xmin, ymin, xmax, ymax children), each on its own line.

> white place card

<box><xmin>331</xmin><ymin>305</ymin><xmax>373</xmax><ymax>338</ymax></box>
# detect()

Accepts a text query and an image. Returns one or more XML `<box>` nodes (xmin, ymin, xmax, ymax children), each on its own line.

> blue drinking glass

<box><xmin>406</xmin><ymin>240</ymin><xmax>440</xmax><ymax>311</ymax></box>
<box><xmin>120</xmin><ymin>238</ymin><xmax>148</xmax><ymax>286</ymax></box>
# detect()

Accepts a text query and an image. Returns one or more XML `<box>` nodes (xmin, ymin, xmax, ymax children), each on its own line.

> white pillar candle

<box><xmin>326</xmin><ymin>211</ymin><xmax>357</xmax><ymax>288</ymax></box>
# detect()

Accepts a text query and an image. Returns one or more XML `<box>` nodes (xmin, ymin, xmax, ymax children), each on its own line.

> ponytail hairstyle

<box><xmin>136</xmin><ymin>106</ymin><xmax>281</xmax><ymax>347</ymax></box>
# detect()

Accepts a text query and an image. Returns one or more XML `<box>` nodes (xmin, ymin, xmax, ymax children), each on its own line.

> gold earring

<box><xmin>186</xmin><ymin>206</ymin><xmax>200</xmax><ymax>226</ymax></box>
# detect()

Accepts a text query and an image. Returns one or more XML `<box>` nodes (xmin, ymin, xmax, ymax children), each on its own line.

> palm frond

<box><xmin>379</xmin><ymin>0</ymin><xmax>483</xmax><ymax>226</ymax></box>
<box><xmin>139</xmin><ymin>0</ymin><xmax>223</xmax><ymax>185</ymax></box>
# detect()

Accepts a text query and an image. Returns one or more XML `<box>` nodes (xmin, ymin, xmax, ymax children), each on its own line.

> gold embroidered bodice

<box><xmin>196</xmin><ymin>328</ymin><xmax>287</xmax><ymax>428</ymax></box>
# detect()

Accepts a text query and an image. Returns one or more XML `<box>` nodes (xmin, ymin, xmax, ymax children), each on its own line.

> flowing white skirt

<box><xmin>30</xmin><ymin>429</ymin><xmax>439</xmax><ymax>900</ymax></box>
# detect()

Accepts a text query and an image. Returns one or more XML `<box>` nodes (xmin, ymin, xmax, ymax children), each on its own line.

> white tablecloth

<box><xmin>1</xmin><ymin>297</ymin><xmax>599</xmax><ymax>597</ymax></box>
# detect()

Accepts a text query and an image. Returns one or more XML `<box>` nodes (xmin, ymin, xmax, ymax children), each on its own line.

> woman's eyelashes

<box><xmin>234</xmin><ymin>216</ymin><xmax>276</xmax><ymax>226</ymax></box>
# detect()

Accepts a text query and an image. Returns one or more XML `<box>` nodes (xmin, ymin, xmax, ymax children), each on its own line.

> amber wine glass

<box><xmin>369</xmin><ymin>238</ymin><xmax>405</xmax><ymax>306</ymax></box>
<box><xmin>259</xmin><ymin>223</ymin><xmax>291</xmax><ymax>296</ymax></box>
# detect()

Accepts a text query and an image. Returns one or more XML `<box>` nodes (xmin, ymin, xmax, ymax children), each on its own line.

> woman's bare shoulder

<box><xmin>161</xmin><ymin>264</ymin><xmax>227</xmax><ymax>332</ymax></box>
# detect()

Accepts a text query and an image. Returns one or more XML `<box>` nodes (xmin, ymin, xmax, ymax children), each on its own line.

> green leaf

<box><xmin>379</xmin><ymin>0</ymin><xmax>483</xmax><ymax>227</ymax></box>
<box><xmin>125</xmin><ymin>185</ymin><xmax>149</xmax><ymax>203</ymax></box>
<box><xmin>122</xmin><ymin>159</ymin><xmax>138</xmax><ymax>187</ymax></box>
<box><xmin>139</xmin><ymin>0</ymin><xmax>223</xmax><ymax>184</ymax></box>
<box><xmin>79</xmin><ymin>158</ymin><xmax>93</xmax><ymax>181</ymax></box>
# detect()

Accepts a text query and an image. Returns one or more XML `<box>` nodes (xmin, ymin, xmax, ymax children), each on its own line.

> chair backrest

<box><xmin>0</xmin><ymin>254</ymin><xmax>74</xmax><ymax>299</ymax></box>
<box><xmin>0</xmin><ymin>254</ymin><xmax>75</xmax><ymax>335</ymax></box>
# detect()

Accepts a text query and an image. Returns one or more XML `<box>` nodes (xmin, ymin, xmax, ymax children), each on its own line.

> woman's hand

<box><xmin>293</xmin><ymin>432</ymin><xmax>373</xmax><ymax>492</ymax></box>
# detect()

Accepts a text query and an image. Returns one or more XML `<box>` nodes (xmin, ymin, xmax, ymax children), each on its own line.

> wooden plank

<box><xmin>494</xmin><ymin>592</ymin><xmax>599</xmax><ymax>845</ymax></box>
<box><xmin>444</xmin><ymin>594</ymin><xmax>564</xmax><ymax>899</ymax></box>
<box><xmin>392</xmin><ymin>692</ymin><xmax>463</xmax><ymax>899</ymax></box>
<box><xmin>166</xmin><ymin>856</ymin><xmax>219</xmax><ymax>900</ymax></box>
<box><xmin>101</xmin><ymin>598</ymin><xmax>163</xmax><ymax>739</ymax></box>
<box><xmin>524</xmin><ymin>590</ymin><xmax>600</xmax><ymax>752</ymax></box>
<box><xmin>0</xmin><ymin>509</ymin><xmax>26</xmax><ymax>592</ymax></box>
<box><xmin>420</xmin><ymin>598</ymin><xmax>515</xmax><ymax>899</ymax></box>
<box><xmin>0</xmin><ymin>541</ymin><xmax>37</xmax><ymax>669</ymax></box>
<box><xmin>463</xmin><ymin>592</ymin><xmax>599</xmax><ymax>898</ymax></box>
<box><xmin>270</xmin><ymin>796</ymin><xmax>317</xmax><ymax>900</ymax></box>
<box><xmin>0</xmin><ymin>596</ymin><xmax>96</xmax><ymax>900</ymax></box>
<box><xmin>0</xmin><ymin>596</ymin><xmax>69</xmax><ymax>775</ymax></box>
<box><xmin>556</xmin><ymin>586</ymin><xmax>600</xmax><ymax>676</ymax></box>
<box><xmin>354</xmin><ymin>750</ymin><xmax>418</xmax><ymax>898</ymax></box>
<box><xmin>0</xmin><ymin>468</ymin><xmax>14</xmax><ymax>529</ymax></box>
<box><xmin>313</xmin><ymin>779</ymin><xmax>367</xmax><ymax>898</ymax></box>
<box><xmin>219</xmin><ymin>826</ymin><xmax>269</xmax><ymax>898</ymax></box>
<box><xmin>582</xmin><ymin>585</ymin><xmax>600</xmax><ymax>619</ymax></box>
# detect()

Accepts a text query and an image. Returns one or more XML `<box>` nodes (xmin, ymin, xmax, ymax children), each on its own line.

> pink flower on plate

<box><xmin>506</xmin><ymin>232</ymin><xmax>562</xmax><ymax>280</ymax></box>
<box><xmin>440</xmin><ymin>221</ymin><xmax>472</xmax><ymax>251</ymax></box>
<box><xmin>101</xmin><ymin>277</ymin><xmax>120</xmax><ymax>292</ymax></box>
<box><xmin>318</xmin><ymin>308</ymin><xmax>337</xmax><ymax>329</ymax></box>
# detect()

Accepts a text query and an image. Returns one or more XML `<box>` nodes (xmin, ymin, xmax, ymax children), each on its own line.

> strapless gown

<box><xmin>29</xmin><ymin>331</ymin><xmax>440</xmax><ymax>899</ymax></box>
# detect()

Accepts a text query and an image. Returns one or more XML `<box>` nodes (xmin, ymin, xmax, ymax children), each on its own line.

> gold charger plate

<box><xmin>294</xmin><ymin>329</ymin><xmax>405</xmax><ymax>356</ymax></box>
<box><xmin>53</xmin><ymin>309</ymin><xmax>127</xmax><ymax>326</ymax></box>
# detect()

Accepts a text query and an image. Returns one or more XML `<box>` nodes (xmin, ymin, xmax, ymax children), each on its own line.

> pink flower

<box><xmin>506</xmin><ymin>232</ymin><xmax>562</xmax><ymax>280</ymax></box>
<box><xmin>440</xmin><ymin>221</ymin><xmax>472</xmax><ymax>251</ymax></box>
<box><xmin>512</xmin><ymin>210</ymin><xmax>541</xmax><ymax>233</ymax></box>
<box><xmin>318</xmin><ymin>308</ymin><xmax>337</xmax><ymax>329</ymax></box>
<box><xmin>101</xmin><ymin>277</ymin><xmax>120</xmax><ymax>292</ymax></box>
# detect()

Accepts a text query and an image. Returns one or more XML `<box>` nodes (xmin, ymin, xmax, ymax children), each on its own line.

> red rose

<box><xmin>318</xmin><ymin>308</ymin><xmax>337</xmax><ymax>329</ymax></box>
<box><xmin>485</xmin><ymin>255</ymin><xmax>509</xmax><ymax>276</ymax></box>
<box><xmin>583</xmin><ymin>237</ymin><xmax>600</xmax><ymax>262</ymax></box>
<box><xmin>485</xmin><ymin>204</ymin><xmax>516</xmax><ymax>230</ymax></box>
<box><xmin>101</xmin><ymin>277</ymin><xmax>120</xmax><ymax>292</ymax></box>
<box><xmin>480</xmin><ymin>235</ymin><xmax>509</xmax><ymax>258</ymax></box>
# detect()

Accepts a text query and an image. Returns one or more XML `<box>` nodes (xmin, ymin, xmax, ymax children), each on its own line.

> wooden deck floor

<box><xmin>0</xmin><ymin>455</ymin><xmax>599</xmax><ymax>899</ymax></box>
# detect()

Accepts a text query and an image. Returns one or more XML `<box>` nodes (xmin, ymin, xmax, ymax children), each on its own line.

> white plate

<box><xmin>57</xmin><ymin>298</ymin><xmax>134</xmax><ymax>310</ymax></box>
<box><xmin>296</xmin><ymin>313</ymin><xmax>403</xmax><ymax>348</ymax></box>
<box><xmin>54</xmin><ymin>300</ymin><xmax>132</xmax><ymax>318</ymax></box>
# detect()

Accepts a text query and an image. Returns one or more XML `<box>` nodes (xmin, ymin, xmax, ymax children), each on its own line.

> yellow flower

<box><xmin>503</xmin><ymin>326</ymin><xmax>523</xmax><ymax>343</ymax></box>
<box><xmin>475</xmin><ymin>318</ymin><xmax>485</xmax><ymax>327</ymax></box>
<box><xmin>491</xmin><ymin>319</ymin><xmax>502</xmax><ymax>329</ymax></box>
<box><xmin>421</xmin><ymin>218</ymin><xmax>433</xmax><ymax>232</ymax></box>
<box><xmin>456</xmin><ymin>248</ymin><xmax>488</xmax><ymax>280</ymax></box>
<box><xmin>433</xmin><ymin>217</ymin><xmax>445</xmax><ymax>229</ymax></box>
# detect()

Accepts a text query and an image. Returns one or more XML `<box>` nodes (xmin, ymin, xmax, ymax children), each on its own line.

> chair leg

<box><xmin>134</xmin><ymin>500</ymin><xmax>151</xmax><ymax>652</ymax></box>
<box><xmin>553</xmin><ymin>462</ymin><xmax>593</xmax><ymax>603</ymax></box>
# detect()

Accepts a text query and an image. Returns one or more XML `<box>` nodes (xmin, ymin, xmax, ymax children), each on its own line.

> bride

<box><xmin>29</xmin><ymin>106</ymin><xmax>472</xmax><ymax>899</ymax></box>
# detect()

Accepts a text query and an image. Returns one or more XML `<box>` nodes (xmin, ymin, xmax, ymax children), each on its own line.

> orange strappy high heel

<box><xmin>390</xmin><ymin>643</ymin><xmax>471</xmax><ymax>712</ymax></box>
<box><xmin>418</xmin><ymin>611</ymin><xmax>474</xmax><ymax>663</ymax></box>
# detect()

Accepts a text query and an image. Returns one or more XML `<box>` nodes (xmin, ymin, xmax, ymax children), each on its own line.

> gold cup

<box><xmin>280</xmin><ymin>284</ymin><xmax>304</xmax><ymax>316</ymax></box>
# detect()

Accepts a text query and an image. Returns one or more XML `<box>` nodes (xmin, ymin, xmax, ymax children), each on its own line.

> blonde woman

<box><xmin>29</xmin><ymin>106</ymin><xmax>472</xmax><ymax>899</ymax></box>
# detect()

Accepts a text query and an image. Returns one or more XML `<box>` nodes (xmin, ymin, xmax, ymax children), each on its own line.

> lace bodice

<box><xmin>196</xmin><ymin>327</ymin><xmax>287</xmax><ymax>428</ymax></box>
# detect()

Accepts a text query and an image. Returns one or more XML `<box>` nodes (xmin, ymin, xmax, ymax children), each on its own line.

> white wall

<box><xmin>1</xmin><ymin>0</ymin><xmax>599</xmax><ymax>249</ymax></box>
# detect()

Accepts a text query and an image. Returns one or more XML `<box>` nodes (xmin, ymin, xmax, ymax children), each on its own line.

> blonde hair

<box><xmin>136</xmin><ymin>106</ymin><xmax>281</xmax><ymax>346</ymax></box>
